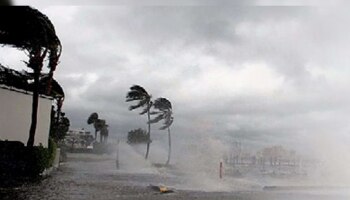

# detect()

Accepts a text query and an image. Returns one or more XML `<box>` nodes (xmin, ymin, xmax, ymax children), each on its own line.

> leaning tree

<box><xmin>149</xmin><ymin>97</ymin><xmax>173</xmax><ymax>165</ymax></box>
<box><xmin>0</xmin><ymin>6</ymin><xmax>62</xmax><ymax>147</ymax></box>
<box><xmin>87</xmin><ymin>112</ymin><xmax>108</xmax><ymax>143</ymax></box>
<box><xmin>126</xmin><ymin>85</ymin><xmax>152</xmax><ymax>159</ymax></box>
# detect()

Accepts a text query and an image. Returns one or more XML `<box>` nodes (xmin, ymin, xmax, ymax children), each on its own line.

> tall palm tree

<box><xmin>0</xmin><ymin>6</ymin><xmax>61</xmax><ymax>147</ymax></box>
<box><xmin>87</xmin><ymin>112</ymin><xmax>107</xmax><ymax>142</ymax></box>
<box><xmin>149</xmin><ymin>98</ymin><xmax>173</xmax><ymax>165</ymax></box>
<box><xmin>126</xmin><ymin>85</ymin><xmax>152</xmax><ymax>159</ymax></box>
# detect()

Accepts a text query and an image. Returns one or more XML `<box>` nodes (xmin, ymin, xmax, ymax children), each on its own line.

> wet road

<box><xmin>1</xmin><ymin>153</ymin><xmax>350</xmax><ymax>200</ymax></box>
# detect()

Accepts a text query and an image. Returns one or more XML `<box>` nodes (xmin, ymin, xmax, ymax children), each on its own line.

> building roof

<box><xmin>0</xmin><ymin>64</ymin><xmax>64</xmax><ymax>98</ymax></box>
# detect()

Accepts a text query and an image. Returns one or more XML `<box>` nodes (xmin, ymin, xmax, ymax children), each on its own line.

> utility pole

<box><xmin>219</xmin><ymin>161</ymin><xmax>223</xmax><ymax>179</ymax></box>
<box><xmin>116</xmin><ymin>138</ymin><xmax>120</xmax><ymax>169</ymax></box>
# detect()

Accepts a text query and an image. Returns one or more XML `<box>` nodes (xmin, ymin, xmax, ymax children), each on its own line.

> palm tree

<box><xmin>149</xmin><ymin>98</ymin><xmax>173</xmax><ymax>165</ymax></box>
<box><xmin>0</xmin><ymin>6</ymin><xmax>61</xmax><ymax>147</ymax></box>
<box><xmin>87</xmin><ymin>112</ymin><xmax>107</xmax><ymax>143</ymax></box>
<box><xmin>126</xmin><ymin>85</ymin><xmax>152</xmax><ymax>159</ymax></box>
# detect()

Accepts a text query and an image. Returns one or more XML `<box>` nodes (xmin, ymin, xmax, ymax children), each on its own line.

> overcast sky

<box><xmin>3</xmin><ymin>1</ymin><xmax>350</xmax><ymax>158</ymax></box>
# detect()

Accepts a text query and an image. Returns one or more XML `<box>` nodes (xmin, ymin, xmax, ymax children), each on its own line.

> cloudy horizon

<box><xmin>2</xmin><ymin>2</ymin><xmax>350</xmax><ymax>161</ymax></box>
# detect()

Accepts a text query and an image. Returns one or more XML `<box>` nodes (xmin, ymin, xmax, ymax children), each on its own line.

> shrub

<box><xmin>127</xmin><ymin>128</ymin><xmax>150</xmax><ymax>144</ymax></box>
<box><xmin>0</xmin><ymin>139</ymin><xmax>57</xmax><ymax>178</ymax></box>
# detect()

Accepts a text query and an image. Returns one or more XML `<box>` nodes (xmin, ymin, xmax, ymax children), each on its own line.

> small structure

<box><xmin>64</xmin><ymin>128</ymin><xmax>94</xmax><ymax>149</ymax></box>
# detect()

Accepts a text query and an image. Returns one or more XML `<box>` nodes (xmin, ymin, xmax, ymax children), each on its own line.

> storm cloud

<box><xmin>5</xmin><ymin>1</ymin><xmax>350</xmax><ymax>161</ymax></box>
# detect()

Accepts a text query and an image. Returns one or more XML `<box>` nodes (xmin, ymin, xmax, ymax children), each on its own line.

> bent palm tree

<box><xmin>149</xmin><ymin>98</ymin><xmax>173</xmax><ymax>165</ymax></box>
<box><xmin>0</xmin><ymin>6</ymin><xmax>62</xmax><ymax>147</ymax></box>
<box><xmin>87</xmin><ymin>112</ymin><xmax>107</xmax><ymax>142</ymax></box>
<box><xmin>126</xmin><ymin>85</ymin><xmax>152</xmax><ymax>159</ymax></box>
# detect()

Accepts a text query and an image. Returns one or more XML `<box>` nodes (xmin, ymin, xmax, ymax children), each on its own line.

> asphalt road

<box><xmin>1</xmin><ymin>153</ymin><xmax>350</xmax><ymax>200</ymax></box>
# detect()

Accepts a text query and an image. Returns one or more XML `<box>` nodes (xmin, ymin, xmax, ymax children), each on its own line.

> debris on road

<box><xmin>148</xmin><ymin>184</ymin><xmax>175</xmax><ymax>194</ymax></box>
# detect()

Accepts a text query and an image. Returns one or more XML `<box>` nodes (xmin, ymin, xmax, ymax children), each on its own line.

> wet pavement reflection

<box><xmin>1</xmin><ymin>153</ymin><xmax>350</xmax><ymax>200</ymax></box>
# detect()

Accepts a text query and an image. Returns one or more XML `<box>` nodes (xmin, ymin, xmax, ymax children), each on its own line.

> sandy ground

<box><xmin>1</xmin><ymin>152</ymin><xmax>350</xmax><ymax>200</ymax></box>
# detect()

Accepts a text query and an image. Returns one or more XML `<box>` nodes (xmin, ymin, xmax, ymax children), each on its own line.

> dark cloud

<box><xmin>3</xmin><ymin>4</ymin><xmax>350</xmax><ymax>158</ymax></box>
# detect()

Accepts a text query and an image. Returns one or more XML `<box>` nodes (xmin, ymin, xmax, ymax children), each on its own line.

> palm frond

<box><xmin>129</xmin><ymin>104</ymin><xmax>142</xmax><ymax>111</ymax></box>
<box><xmin>126</xmin><ymin>84</ymin><xmax>152</xmax><ymax>115</ymax></box>
<box><xmin>87</xmin><ymin>112</ymin><xmax>98</xmax><ymax>124</ymax></box>
<box><xmin>160</xmin><ymin>117</ymin><xmax>174</xmax><ymax>130</ymax></box>
<box><xmin>139</xmin><ymin>107</ymin><xmax>149</xmax><ymax>115</ymax></box>
<box><xmin>130</xmin><ymin>85</ymin><xmax>148</xmax><ymax>95</ymax></box>
<box><xmin>129</xmin><ymin>98</ymin><xmax>148</xmax><ymax>110</ymax></box>
<box><xmin>149</xmin><ymin>114</ymin><xmax>164</xmax><ymax>124</ymax></box>
<box><xmin>126</xmin><ymin>91</ymin><xmax>143</xmax><ymax>101</ymax></box>
<box><xmin>139</xmin><ymin>101</ymin><xmax>152</xmax><ymax>115</ymax></box>
<box><xmin>153</xmin><ymin>97</ymin><xmax>172</xmax><ymax>111</ymax></box>
<box><xmin>0</xmin><ymin>6</ymin><xmax>61</xmax><ymax>51</ymax></box>
<box><xmin>150</xmin><ymin>111</ymin><xmax>161</xmax><ymax>115</ymax></box>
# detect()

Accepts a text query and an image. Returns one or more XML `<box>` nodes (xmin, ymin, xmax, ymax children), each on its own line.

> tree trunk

<box><xmin>27</xmin><ymin>69</ymin><xmax>40</xmax><ymax>147</ymax></box>
<box><xmin>27</xmin><ymin>49</ymin><xmax>47</xmax><ymax>147</ymax></box>
<box><xmin>55</xmin><ymin>97</ymin><xmax>63</xmax><ymax>124</ymax></box>
<box><xmin>145</xmin><ymin>102</ymin><xmax>151</xmax><ymax>159</ymax></box>
<box><xmin>166</xmin><ymin>127</ymin><xmax>171</xmax><ymax>165</ymax></box>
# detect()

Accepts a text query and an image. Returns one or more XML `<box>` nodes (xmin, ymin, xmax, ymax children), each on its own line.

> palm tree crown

<box><xmin>126</xmin><ymin>85</ymin><xmax>152</xmax><ymax>114</ymax></box>
<box><xmin>150</xmin><ymin>97</ymin><xmax>173</xmax><ymax>130</ymax></box>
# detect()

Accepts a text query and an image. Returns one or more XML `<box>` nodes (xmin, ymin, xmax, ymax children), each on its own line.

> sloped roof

<box><xmin>0</xmin><ymin>64</ymin><xmax>64</xmax><ymax>98</ymax></box>
<box><xmin>0</xmin><ymin>64</ymin><xmax>29</xmax><ymax>91</ymax></box>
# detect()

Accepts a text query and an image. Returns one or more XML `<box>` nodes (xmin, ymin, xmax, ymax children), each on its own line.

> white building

<box><xmin>64</xmin><ymin>128</ymin><xmax>94</xmax><ymax>149</ymax></box>
<box><xmin>0</xmin><ymin>85</ymin><xmax>52</xmax><ymax>147</ymax></box>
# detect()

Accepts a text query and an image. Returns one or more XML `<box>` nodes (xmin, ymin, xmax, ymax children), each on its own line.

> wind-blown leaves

<box><xmin>0</xmin><ymin>6</ymin><xmax>61</xmax><ymax>51</ymax></box>
<box><xmin>0</xmin><ymin>6</ymin><xmax>62</xmax><ymax>92</ymax></box>
<box><xmin>149</xmin><ymin>113</ymin><xmax>165</xmax><ymax>124</ymax></box>
<box><xmin>160</xmin><ymin>116</ymin><xmax>174</xmax><ymax>130</ymax></box>
<box><xmin>140</xmin><ymin>101</ymin><xmax>153</xmax><ymax>115</ymax></box>
<box><xmin>126</xmin><ymin>85</ymin><xmax>152</xmax><ymax>114</ymax></box>
<box><xmin>150</xmin><ymin>98</ymin><xmax>173</xmax><ymax>130</ymax></box>
<box><xmin>87</xmin><ymin>112</ymin><xmax>98</xmax><ymax>124</ymax></box>
<box><xmin>153</xmin><ymin>98</ymin><xmax>172</xmax><ymax>111</ymax></box>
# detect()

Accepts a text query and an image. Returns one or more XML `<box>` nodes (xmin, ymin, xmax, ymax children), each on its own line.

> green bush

<box><xmin>25</xmin><ymin>145</ymin><xmax>50</xmax><ymax>175</ymax></box>
<box><xmin>127</xmin><ymin>128</ymin><xmax>150</xmax><ymax>144</ymax></box>
<box><xmin>0</xmin><ymin>139</ymin><xmax>57</xmax><ymax>178</ymax></box>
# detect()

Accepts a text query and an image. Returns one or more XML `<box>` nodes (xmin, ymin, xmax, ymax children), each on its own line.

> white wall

<box><xmin>0</xmin><ymin>86</ymin><xmax>52</xmax><ymax>147</ymax></box>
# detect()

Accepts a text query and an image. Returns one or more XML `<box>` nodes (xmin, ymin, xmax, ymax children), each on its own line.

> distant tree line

<box><xmin>127</xmin><ymin>128</ymin><xmax>149</xmax><ymax>144</ymax></box>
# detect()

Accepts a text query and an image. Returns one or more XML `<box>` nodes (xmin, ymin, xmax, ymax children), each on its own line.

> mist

<box><xmin>4</xmin><ymin>1</ymin><xmax>350</xmax><ymax>195</ymax></box>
